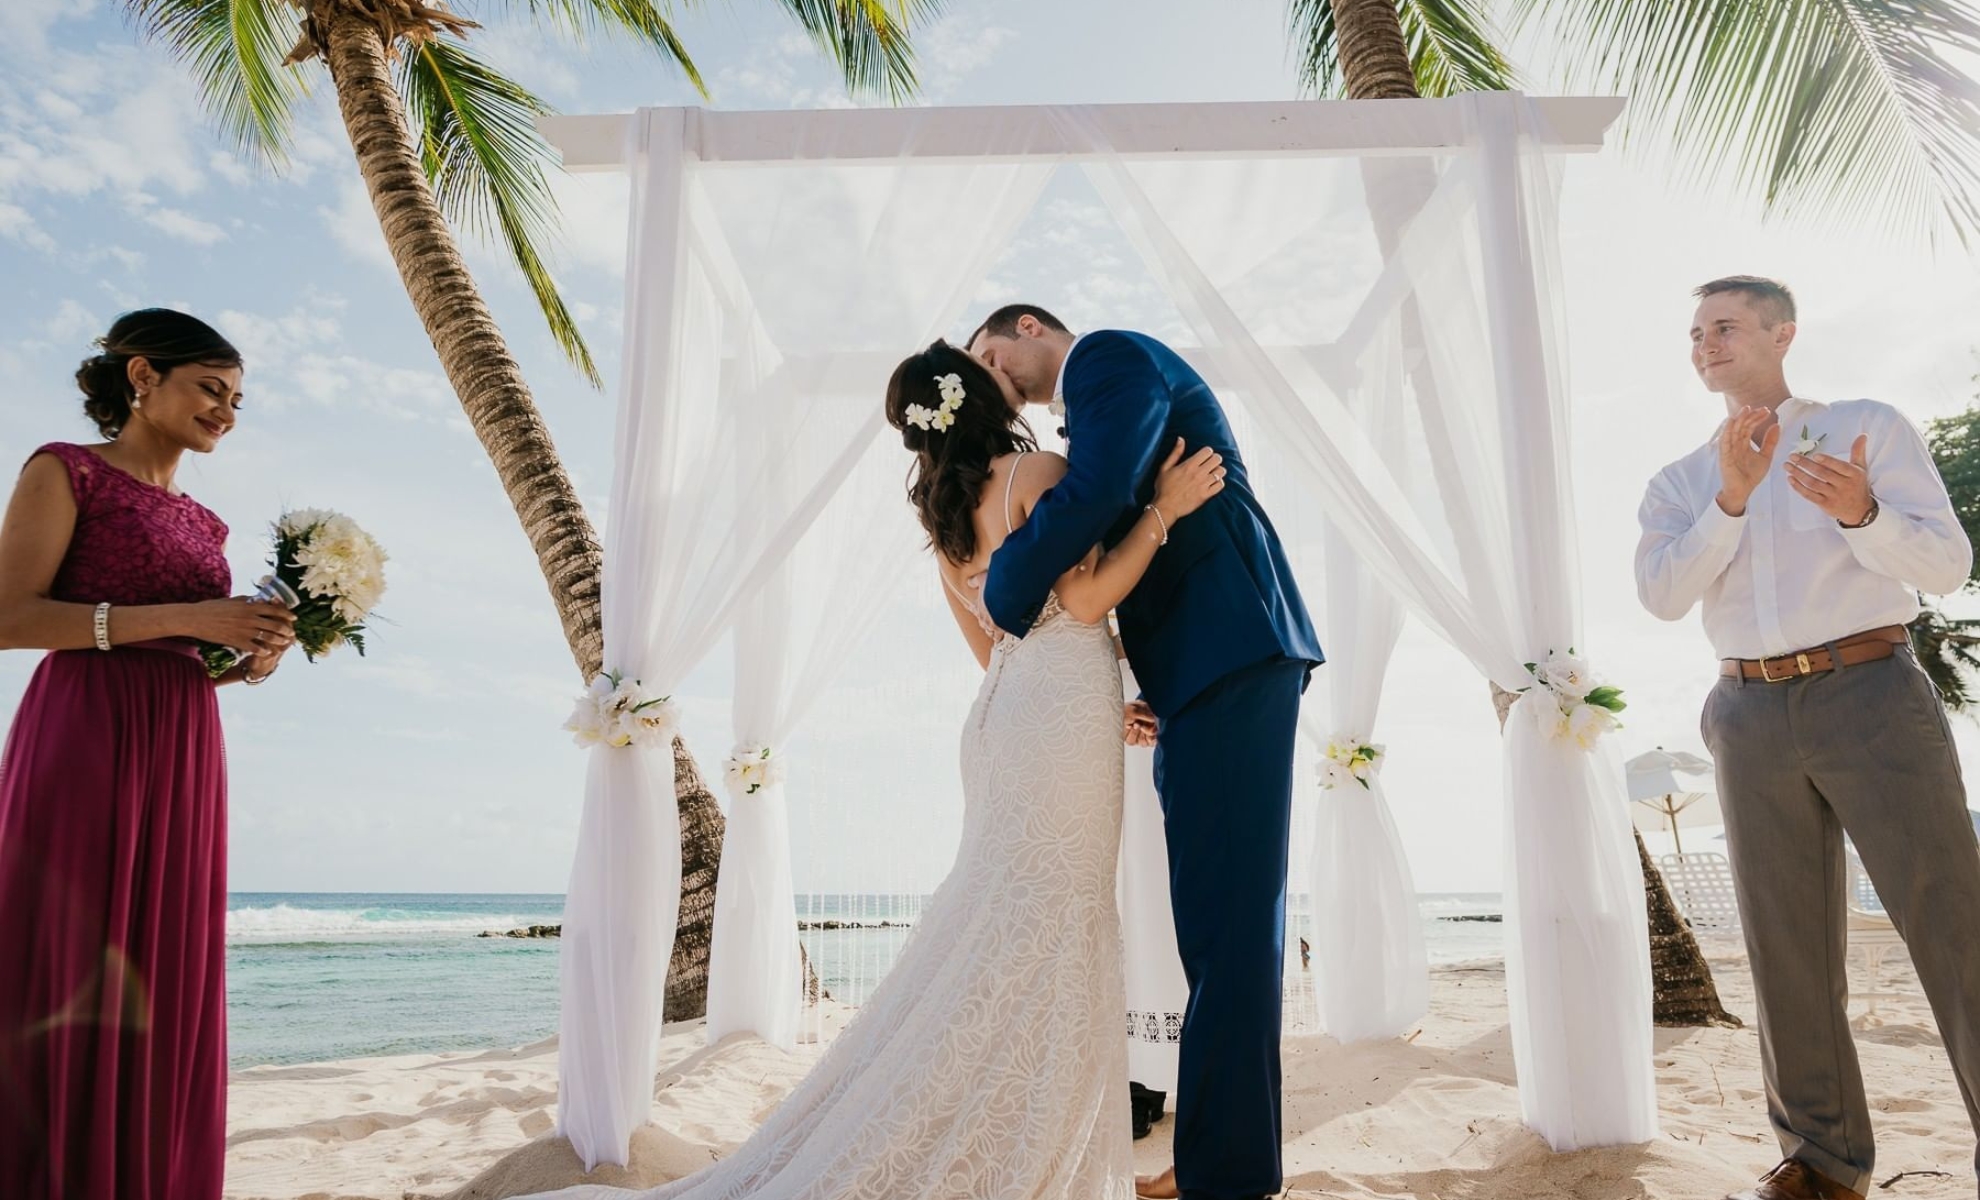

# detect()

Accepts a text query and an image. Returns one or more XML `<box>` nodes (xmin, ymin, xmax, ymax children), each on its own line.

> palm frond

<box><xmin>1290</xmin><ymin>0</ymin><xmax>1517</xmax><ymax>99</ymax></box>
<box><xmin>125</xmin><ymin>0</ymin><xmax>310</xmax><ymax>167</ymax></box>
<box><xmin>1909</xmin><ymin>607</ymin><xmax>1980</xmax><ymax>711</ymax></box>
<box><xmin>773</xmin><ymin>0</ymin><xmax>927</xmax><ymax>102</ymax></box>
<box><xmin>398</xmin><ymin>38</ymin><xmax>600</xmax><ymax>386</ymax></box>
<box><xmin>1514</xmin><ymin>0</ymin><xmax>1980</xmax><ymax>247</ymax></box>
<box><xmin>1926</xmin><ymin>397</ymin><xmax>1980</xmax><ymax>566</ymax></box>
<box><xmin>476</xmin><ymin>0</ymin><xmax>707</xmax><ymax>97</ymax></box>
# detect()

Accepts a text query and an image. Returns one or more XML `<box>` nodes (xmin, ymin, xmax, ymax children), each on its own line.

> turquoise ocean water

<box><xmin>225</xmin><ymin>892</ymin><xmax>1504</xmax><ymax>1069</ymax></box>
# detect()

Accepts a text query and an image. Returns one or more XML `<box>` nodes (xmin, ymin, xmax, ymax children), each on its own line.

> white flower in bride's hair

<box><xmin>904</xmin><ymin>403</ymin><xmax>936</xmax><ymax>431</ymax></box>
<box><xmin>1048</xmin><ymin>397</ymin><xmax>1066</xmax><ymax>420</ymax></box>
<box><xmin>931</xmin><ymin>404</ymin><xmax>959</xmax><ymax>431</ymax></box>
<box><xmin>935</xmin><ymin>373</ymin><xmax>966</xmax><ymax>404</ymax></box>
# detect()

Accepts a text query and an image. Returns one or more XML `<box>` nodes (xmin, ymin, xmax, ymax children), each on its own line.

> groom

<box><xmin>968</xmin><ymin>305</ymin><xmax>1322</xmax><ymax>1200</ymax></box>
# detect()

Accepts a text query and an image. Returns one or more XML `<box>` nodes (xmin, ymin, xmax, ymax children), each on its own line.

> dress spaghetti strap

<box><xmin>1003</xmin><ymin>451</ymin><xmax>1028</xmax><ymax>536</ymax></box>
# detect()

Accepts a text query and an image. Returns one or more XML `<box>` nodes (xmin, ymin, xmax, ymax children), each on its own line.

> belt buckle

<box><xmin>1760</xmin><ymin>652</ymin><xmax>1811</xmax><ymax>683</ymax></box>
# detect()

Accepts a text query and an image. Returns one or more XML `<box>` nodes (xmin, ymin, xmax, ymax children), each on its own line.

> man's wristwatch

<box><xmin>1839</xmin><ymin>497</ymin><xmax>1880</xmax><ymax>529</ymax></box>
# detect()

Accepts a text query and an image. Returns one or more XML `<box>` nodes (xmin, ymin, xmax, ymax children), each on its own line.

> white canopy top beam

<box><xmin>540</xmin><ymin>96</ymin><xmax>1624</xmax><ymax>173</ymax></box>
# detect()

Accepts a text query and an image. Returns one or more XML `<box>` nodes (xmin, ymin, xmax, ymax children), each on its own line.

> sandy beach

<box><xmin>223</xmin><ymin>947</ymin><xmax>1975</xmax><ymax>1200</ymax></box>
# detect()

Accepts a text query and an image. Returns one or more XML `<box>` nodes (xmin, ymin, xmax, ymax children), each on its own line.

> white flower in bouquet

<box><xmin>565</xmin><ymin>671</ymin><xmax>679</xmax><ymax>749</ymax></box>
<box><xmin>1526</xmin><ymin>691</ymin><xmax>1571</xmax><ymax>740</ymax></box>
<box><xmin>1567</xmin><ymin>702</ymin><xmax>1619</xmax><ymax>750</ymax></box>
<box><xmin>1534</xmin><ymin>652</ymin><xmax>1596</xmax><ymax>701</ymax></box>
<box><xmin>1319</xmin><ymin>734</ymin><xmax>1383</xmax><ymax>790</ymax></box>
<box><xmin>724</xmin><ymin>744</ymin><xmax>788</xmax><ymax>795</ymax></box>
<box><xmin>1317</xmin><ymin>758</ymin><xmax>1359</xmax><ymax>791</ymax></box>
<box><xmin>1521</xmin><ymin>647</ymin><xmax>1627</xmax><ymax>748</ymax></box>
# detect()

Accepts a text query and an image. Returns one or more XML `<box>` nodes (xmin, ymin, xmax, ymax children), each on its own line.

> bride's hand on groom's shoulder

<box><xmin>1154</xmin><ymin>439</ymin><xmax>1226</xmax><ymax>520</ymax></box>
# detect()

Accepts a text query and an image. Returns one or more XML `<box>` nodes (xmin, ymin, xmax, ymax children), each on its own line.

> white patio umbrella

<box><xmin>1624</xmin><ymin>747</ymin><xmax>1722</xmax><ymax>855</ymax></box>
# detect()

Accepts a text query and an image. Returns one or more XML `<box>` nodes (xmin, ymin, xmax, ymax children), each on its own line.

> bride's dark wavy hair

<box><xmin>885</xmin><ymin>340</ymin><xmax>1037</xmax><ymax>564</ymax></box>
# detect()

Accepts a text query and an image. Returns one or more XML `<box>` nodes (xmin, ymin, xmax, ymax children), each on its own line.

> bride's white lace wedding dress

<box><xmin>534</xmin><ymin>462</ymin><xmax>1134</xmax><ymax>1200</ymax></box>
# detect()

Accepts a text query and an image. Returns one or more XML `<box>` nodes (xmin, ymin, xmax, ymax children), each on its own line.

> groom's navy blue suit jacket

<box><xmin>984</xmin><ymin>330</ymin><xmax>1323</xmax><ymax>717</ymax></box>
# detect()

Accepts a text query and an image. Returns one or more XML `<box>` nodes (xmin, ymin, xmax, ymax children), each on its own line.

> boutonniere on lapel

<box><xmin>1791</xmin><ymin>425</ymin><xmax>1826</xmax><ymax>457</ymax></box>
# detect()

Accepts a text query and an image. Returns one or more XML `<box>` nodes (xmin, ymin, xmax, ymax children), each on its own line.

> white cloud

<box><xmin>135</xmin><ymin>201</ymin><xmax>229</xmax><ymax>246</ymax></box>
<box><xmin>916</xmin><ymin>5</ymin><xmax>1018</xmax><ymax>97</ymax></box>
<box><xmin>0</xmin><ymin>202</ymin><xmax>55</xmax><ymax>252</ymax></box>
<box><xmin>41</xmin><ymin>299</ymin><xmax>100</xmax><ymax>346</ymax></box>
<box><xmin>320</xmin><ymin>178</ymin><xmax>394</xmax><ymax>269</ymax></box>
<box><xmin>0</xmin><ymin>0</ymin><xmax>97</xmax><ymax>53</ymax></box>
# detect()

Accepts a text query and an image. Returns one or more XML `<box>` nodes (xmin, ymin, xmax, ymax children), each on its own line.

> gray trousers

<box><xmin>1702</xmin><ymin>645</ymin><xmax>1980</xmax><ymax>1193</ymax></box>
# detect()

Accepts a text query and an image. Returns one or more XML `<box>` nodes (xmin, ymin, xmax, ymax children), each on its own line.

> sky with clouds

<box><xmin>2</xmin><ymin>0</ymin><xmax>1977</xmax><ymax>897</ymax></box>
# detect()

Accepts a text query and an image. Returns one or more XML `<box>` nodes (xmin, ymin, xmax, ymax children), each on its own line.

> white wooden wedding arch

<box><xmin>538</xmin><ymin>92</ymin><xmax>1654</xmax><ymax>1171</ymax></box>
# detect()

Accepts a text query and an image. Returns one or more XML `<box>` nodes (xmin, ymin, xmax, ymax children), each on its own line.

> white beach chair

<box><xmin>1844</xmin><ymin>852</ymin><xmax>1908</xmax><ymax>1014</ymax></box>
<box><xmin>1657</xmin><ymin>852</ymin><xmax>1744</xmax><ymax>939</ymax></box>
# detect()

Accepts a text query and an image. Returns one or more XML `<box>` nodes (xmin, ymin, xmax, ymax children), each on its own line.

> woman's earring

<box><xmin>132</xmin><ymin>391</ymin><xmax>146</xmax><ymax>410</ymax></box>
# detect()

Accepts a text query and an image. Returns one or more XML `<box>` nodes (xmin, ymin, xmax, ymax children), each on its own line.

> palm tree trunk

<box><xmin>313</xmin><ymin>2</ymin><xmax>723</xmax><ymax>1018</ymax></box>
<box><xmin>1332</xmin><ymin>0</ymin><xmax>1417</xmax><ymax>100</ymax></box>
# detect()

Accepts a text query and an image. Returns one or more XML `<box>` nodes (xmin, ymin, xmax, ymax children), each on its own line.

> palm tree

<box><xmin>1305</xmin><ymin>0</ymin><xmax>1980</xmax><ymax>1026</ymax></box>
<box><xmin>127</xmin><ymin>0</ymin><xmax>935</xmax><ymax>1018</ymax></box>
<box><xmin>1915</xmin><ymin>385</ymin><xmax>1980</xmax><ymax>706</ymax></box>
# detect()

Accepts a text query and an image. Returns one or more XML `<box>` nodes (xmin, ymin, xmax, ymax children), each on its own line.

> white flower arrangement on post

<box><xmin>565</xmin><ymin>672</ymin><xmax>680</xmax><ymax>749</ymax></box>
<box><xmin>1318</xmin><ymin>734</ymin><xmax>1384</xmax><ymax>790</ymax></box>
<box><xmin>1521</xmin><ymin>649</ymin><xmax>1627</xmax><ymax>749</ymax></box>
<box><xmin>723</xmin><ymin>744</ymin><xmax>788</xmax><ymax>796</ymax></box>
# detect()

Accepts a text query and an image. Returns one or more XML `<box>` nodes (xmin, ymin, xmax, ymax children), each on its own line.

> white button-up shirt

<box><xmin>1635</xmin><ymin>396</ymin><xmax>1972</xmax><ymax>660</ymax></box>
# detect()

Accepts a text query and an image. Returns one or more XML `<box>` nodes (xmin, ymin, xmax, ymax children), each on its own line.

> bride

<box><xmin>526</xmin><ymin>340</ymin><xmax>1224</xmax><ymax>1200</ymax></box>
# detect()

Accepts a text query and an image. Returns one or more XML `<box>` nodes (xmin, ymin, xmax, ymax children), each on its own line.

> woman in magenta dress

<box><xmin>0</xmin><ymin>309</ymin><xmax>299</xmax><ymax>1200</ymax></box>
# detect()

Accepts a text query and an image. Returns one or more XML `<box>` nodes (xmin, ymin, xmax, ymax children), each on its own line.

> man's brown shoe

<box><xmin>1134</xmin><ymin>1166</ymin><xmax>1179</xmax><ymax>1199</ymax></box>
<box><xmin>1727</xmin><ymin>1159</ymin><xmax>1864</xmax><ymax>1200</ymax></box>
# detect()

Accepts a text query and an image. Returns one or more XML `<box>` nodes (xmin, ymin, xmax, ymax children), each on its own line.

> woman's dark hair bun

<box><xmin>73</xmin><ymin>308</ymin><xmax>243</xmax><ymax>438</ymax></box>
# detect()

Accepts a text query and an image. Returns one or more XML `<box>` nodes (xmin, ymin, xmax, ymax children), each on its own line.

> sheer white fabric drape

<box><xmin>1299</xmin><ymin>328</ymin><xmax>1429</xmax><ymax>1044</ymax></box>
<box><xmin>708</xmin><ymin>440</ymin><xmax>925</xmax><ymax>1050</ymax></box>
<box><xmin>1067</xmin><ymin>92</ymin><xmax>1655</xmax><ymax>1147</ymax></box>
<box><xmin>572</xmin><ymin>94</ymin><xmax>1650</xmax><ymax>1161</ymax></box>
<box><xmin>560</xmin><ymin>108</ymin><xmax>1053</xmax><ymax>1167</ymax></box>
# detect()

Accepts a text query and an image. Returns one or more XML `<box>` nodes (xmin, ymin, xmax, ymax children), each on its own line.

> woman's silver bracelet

<box><xmin>93</xmin><ymin>603</ymin><xmax>112</xmax><ymax>652</ymax></box>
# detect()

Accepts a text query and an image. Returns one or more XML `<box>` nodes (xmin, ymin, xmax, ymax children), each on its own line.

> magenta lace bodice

<box><xmin>31</xmin><ymin>443</ymin><xmax>231</xmax><ymax>608</ymax></box>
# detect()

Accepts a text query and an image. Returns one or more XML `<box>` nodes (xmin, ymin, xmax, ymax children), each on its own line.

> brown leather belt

<box><xmin>1721</xmin><ymin>625</ymin><xmax>1909</xmax><ymax>682</ymax></box>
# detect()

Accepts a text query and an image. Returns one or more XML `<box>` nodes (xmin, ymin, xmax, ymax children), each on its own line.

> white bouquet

<box><xmin>723</xmin><ymin>744</ymin><xmax>788</xmax><ymax>795</ymax></box>
<box><xmin>1318</xmin><ymin>734</ymin><xmax>1384</xmax><ymax>791</ymax></box>
<box><xmin>202</xmin><ymin>507</ymin><xmax>387</xmax><ymax>677</ymax></box>
<box><xmin>565</xmin><ymin>671</ymin><xmax>680</xmax><ymax>749</ymax></box>
<box><xmin>1521</xmin><ymin>649</ymin><xmax>1627</xmax><ymax>749</ymax></box>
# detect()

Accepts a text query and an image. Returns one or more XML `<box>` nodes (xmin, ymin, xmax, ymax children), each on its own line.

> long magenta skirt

<box><xmin>0</xmin><ymin>643</ymin><xmax>227</xmax><ymax>1200</ymax></box>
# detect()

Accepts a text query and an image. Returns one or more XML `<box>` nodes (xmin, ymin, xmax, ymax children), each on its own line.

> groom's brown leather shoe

<box><xmin>1134</xmin><ymin>1165</ymin><xmax>1179</xmax><ymax>1199</ymax></box>
<box><xmin>1727</xmin><ymin>1159</ymin><xmax>1864</xmax><ymax>1200</ymax></box>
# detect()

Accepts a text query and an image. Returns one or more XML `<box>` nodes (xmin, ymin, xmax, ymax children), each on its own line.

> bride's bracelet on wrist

<box><xmin>93</xmin><ymin>603</ymin><xmax>112</xmax><ymax>652</ymax></box>
<box><xmin>1144</xmin><ymin>504</ymin><xmax>1170</xmax><ymax>546</ymax></box>
<box><xmin>242</xmin><ymin>662</ymin><xmax>274</xmax><ymax>686</ymax></box>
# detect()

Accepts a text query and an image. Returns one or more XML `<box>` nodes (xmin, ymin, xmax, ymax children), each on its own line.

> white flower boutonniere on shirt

<box><xmin>1792</xmin><ymin>425</ymin><xmax>1826</xmax><ymax>456</ymax></box>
